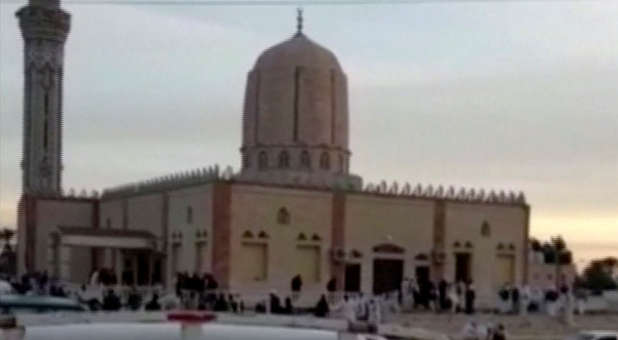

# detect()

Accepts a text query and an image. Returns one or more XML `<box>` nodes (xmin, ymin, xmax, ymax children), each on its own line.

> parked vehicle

<box><xmin>567</xmin><ymin>331</ymin><xmax>618</xmax><ymax>340</ymax></box>
<box><xmin>0</xmin><ymin>295</ymin><xmax>85</xmax><ymax>314</ymax></box>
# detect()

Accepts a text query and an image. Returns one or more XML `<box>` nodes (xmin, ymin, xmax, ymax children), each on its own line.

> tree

<box><xmin>0</xmin><ymin>228</ymin><xmax>15</xmax><ymax>253</ymax></box>
<box><xmin>581</xmin><ymin>257</ymin><xmax>618</xmax><ymax>293</ymax></box>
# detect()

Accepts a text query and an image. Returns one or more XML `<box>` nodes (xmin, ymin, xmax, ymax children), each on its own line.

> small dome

<box><xmin>254</xmin><ymin>33</ymin><xmax>342</xmax><ymax>71</ymax></box>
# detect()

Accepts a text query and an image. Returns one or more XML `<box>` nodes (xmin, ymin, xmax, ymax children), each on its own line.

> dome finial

<box><xmin>296</xmin><ymin>7</ymin><xmax>303</xmax><ymax>36</ymax></box>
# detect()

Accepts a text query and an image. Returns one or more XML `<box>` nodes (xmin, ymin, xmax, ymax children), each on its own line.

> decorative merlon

<box><xmin>357</xmin><ymin>180</ymin><xmax>526</xmax><ymax>205</ymax></box>
<box><xmin>101</xmin><ymin>164</ymin><xmax>238</xmax><ymax>199</ymax></box>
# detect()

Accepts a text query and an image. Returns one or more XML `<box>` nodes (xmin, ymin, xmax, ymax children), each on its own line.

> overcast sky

<box><xmin>1</xmin><ymin>0</ymin><xmax>617</xmax><ymax>267</ymax></box>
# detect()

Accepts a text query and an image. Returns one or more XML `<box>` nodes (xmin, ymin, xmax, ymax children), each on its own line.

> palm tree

<box><xmin>0</xmin><ymin>228</ymin><xmax>15</xmax><ymax>253</ymax></box>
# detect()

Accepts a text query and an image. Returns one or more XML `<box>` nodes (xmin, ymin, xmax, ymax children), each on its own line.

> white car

<box><xmin>568</xmin><ymin>331</ymin><xmax>618</xmax><ymax>340</ymax></box>
<box><xmin>0</xmin><ymin>313</ymin><xmax>387</xmax><ymax>340</ymax></box>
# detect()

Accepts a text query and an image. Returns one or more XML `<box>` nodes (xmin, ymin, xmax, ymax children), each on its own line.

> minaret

<box><xmin>16</xmin><ymin>0</ymin><xmax>70</xmax><ymax>195</ymax></box>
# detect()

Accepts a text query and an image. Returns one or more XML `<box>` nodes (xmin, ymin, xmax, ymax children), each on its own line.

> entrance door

<box><xmin>455</xmin><ymin>253</ymin><xmax>472</xmax><ymax>283</ymax></box>
<box><xmin>373</xmin><ymin>259</ymin><xmax>403</xmax><ymax>295</ymax></box>
<box><xmin>345</xmin><ymin>263</ymin><xmax>361</xmax><ymax>292</ymax></box>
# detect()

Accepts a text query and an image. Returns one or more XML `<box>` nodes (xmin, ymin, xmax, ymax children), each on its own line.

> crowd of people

<box><xmin>460</xmin><ymin>321</ymin><xmax>508</xmax><ymax>340</ymax></box>
<box><xmin>398</xmin><ymin>277</ymin><xmax>478</xmax><ymax>314</ymax></box>
<box><xmin>496</xmin><ymin>283</ymin><xmax>582</xmax><ymax>324</ymax></box>
<box><xmin>2</xmin><ymin>271</ymin><xmax>68</xmax><ymax>297</ymax></box>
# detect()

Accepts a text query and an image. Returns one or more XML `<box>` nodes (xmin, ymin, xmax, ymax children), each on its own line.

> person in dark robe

<box><xmin>102</xmin><ymin>289</ymin><xmax>121</xmax><ymax>311</ymax></box>
<box><xmin>214</xmin><ymin>293</ymin><xmax>229</xmax><ymax>312</ymax></box>
<box><xmin>145</xmin><ymin>293</ymin><xmax>162</xmax><ymax>311</ymax></box>
<box><xmin>438</xmin><ymin>279</ymin><xmax>448</xmax><ymax>311</ymax></box>
<box><xmin>127</xmin><ymin>287</ymin><xmax>142</xmax><ymax>311</ymax></box>
<box><xmin>465</xmin><ymin>282</ymin><xmax>476</xmax><ymax>314</ymax></box>
<box><xmin>283</xmin><ymin>297</ymin><xmax>294</xmax><ymax>315</ymax></box>
<box><xmin>291</xmin><ymin>274</ymin><xmax>303</xmax><ymax>292</ymax></box>
<box><xmin>327</xmin><ymin>278</ymin><xmax>337</xmax><ymax>292</ymax></box>
<box><xmin>314</xmin><ymin>294</ymin><xmax>330</xmax><ymax>317</ymax></box>
<box><xmin>269</xmin><ymin>292</ymin><xmax>282</xmax><ymax>314</ymax></box>
<box><xmin>492</xmin><ymin>324</ymin><xmax>506</xmax><ymax>340</ymax></box>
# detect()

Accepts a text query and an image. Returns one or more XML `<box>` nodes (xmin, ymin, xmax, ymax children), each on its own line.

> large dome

<box><xmin>238</xmin><ymin>20</ymin><xmax>362</xmax><ymax>190</ymax></box>
<box><xmin>254</xmin><ymin>33</ymin><xmax>342</xmax><ymax>72</ymax></box>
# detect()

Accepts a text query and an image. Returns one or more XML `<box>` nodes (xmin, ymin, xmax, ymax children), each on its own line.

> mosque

<box><xmin>15</xmin><ymin>0</ymin><xmax>530</xmax><ymax>308</ymax></box>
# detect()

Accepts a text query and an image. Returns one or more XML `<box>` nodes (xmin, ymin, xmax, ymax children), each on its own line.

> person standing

<box><xmin>465</xmin><ymin>282</ymin><xmax>476</xmax><ymax>315</ymax></box>
<box><xmin>492</xmin><ymin>324</ymin><xmax>506</xmax><ymax>340</ymax></box>
<box><xmin>438</xmin><ymin>279</ymin><xmax>448</xmax><ymax>311</ymax></box>
<box><xmin>315</xmin><ymin>294</ymin><xmax>330</xmax><ymax>317</ymax></box>
<box><xmin>367</xmin><ymin>298</ymin><xmax>382</xmax><ymax>333</ymax></box>
<box><xmin>510</xmin><ymin>285</ymin><xmax>520</xmax><ymax>314</ymax></box>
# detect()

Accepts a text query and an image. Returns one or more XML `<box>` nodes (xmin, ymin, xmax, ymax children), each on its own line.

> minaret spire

<box><xmin>16</xmin><ymin>0</ymin><xmax>70</xmax><ymax>195</ymax></box>
<box><xmin>296</xmin><ymin>7</ymin><xmax>303</xmax><ymax>36</ymax></box>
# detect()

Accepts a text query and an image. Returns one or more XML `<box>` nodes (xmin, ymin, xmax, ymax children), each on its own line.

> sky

<box><xmin>0</xmin><ymin>0</ymin><xmax>617</xmax><ymax>269</ymax></box>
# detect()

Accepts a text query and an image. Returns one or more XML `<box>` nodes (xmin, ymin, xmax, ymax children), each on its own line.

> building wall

<box><xmin>166</xmin><ymin>184</ymin><xmax>213</xmax><ymax>284</ymax></box>
<box><xmin>344</xmin><ymin>194</ymin><xmax>435</xmax><ymax>293</ymax></box>
<box><xmin>99</xmin><ymin>199</ymin><xmax>123</xmax><ymax>230</ymax></box>
<box><xmin>228</xmin><ymin>184</ymin><xmax>333</xmax><ymax>296</ymax></box>
<box><xmin>35</xmin><ymin>198</ymin><xmax>95</xmax><ymax>283</ymax></box>
<box><xmin>443</xmin><ymin>202</ymin><xmax>528</xmax><ymax>307</ymax></box>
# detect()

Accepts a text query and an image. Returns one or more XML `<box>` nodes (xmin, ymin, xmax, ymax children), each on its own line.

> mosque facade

<box><xmin>15</xmin><ymin>0</ymin><xmax>530</xmax><ymax>308</ymax></box>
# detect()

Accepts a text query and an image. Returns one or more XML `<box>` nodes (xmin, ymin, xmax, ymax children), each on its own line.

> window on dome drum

<box><xmin>278</xmin><ymin>150</ymin><xmax>290</xmax><ymax>169</ymax></box>
<box><xmin>258</xmin><ymin>151</ymin><xmax>268</xmax><ymax>170</ymax></box>
<box><xmin>186</xmin><ymin>206</ymin><xmax>193</xmax><ymax>224</ymax></box>
<box><xmin>320</xmin><ymin>152</ymin><xmax>330</xmax><ymax>170</ymax></box>
<box><xmin>300</xmin><ymin>150</ymin><xmax>311</xmax><ymax>169</ymax></box>
<box><xmin>338</xmin><ymin>154</ymin><xmax>344</xmax><ymax>173</ymax></box>
<box><xmin>242</xmin><ymin>153</ymin><xmax>250</xmax><ymax>169</ymax></box>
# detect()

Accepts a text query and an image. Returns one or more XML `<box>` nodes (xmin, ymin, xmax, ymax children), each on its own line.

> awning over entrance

<box><xmin>56</xmin><ymin>226</ymin><xmax>156</xmax><ymax>249</ymax></box>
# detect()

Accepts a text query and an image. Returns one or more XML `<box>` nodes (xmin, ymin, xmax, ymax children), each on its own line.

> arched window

<box><xmin>277</xmin><ymin>207</ymin><xmax>290</xmax><ymax>225</ymax></box>
<box><xmin>300</xmin><ymin>150</ymin><xmax>311</xmax><ymax>169</ymax></box>
<box><xmin>242</xmin><ymin>154</ymin><xmax>250</xmax><ymax>169</ymax></box>
<box><xmin>319</xmin><ymin>152</ymin><xmax>330</xmax><ymax>170</ymax></box>
<box><xmin>258</xmin><ymin>151</ymin><xmax>268</xmax><ymax>170</ymax></box>
<box><xmin>278</xmin><ymin>151</ymin><xmax>290</xmax><ymax>169</ymax></box>
<box><xmin>338</xmin><ymin>155</ymin><xmax>344</xmax><ymax>173</ymax></box>
<box><xmin>481</xmin><ymin>221</ymin><xmax>491</xmax><ymax>237</ymax></box>
<box><xmin>186</xmin><ymin>206</ymin><xmax>193</xmax><ymax>224</ymax></box>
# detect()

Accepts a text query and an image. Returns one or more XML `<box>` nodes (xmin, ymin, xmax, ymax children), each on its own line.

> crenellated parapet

<box><xmin>355</xmin><ymin>180</ymin><xmax>526</xmax><ymax>205</ymax></box>
<box><xmin>101</xmin><ymin>165</ymin><xmax>236</xmax><ymax>199</ymax></box>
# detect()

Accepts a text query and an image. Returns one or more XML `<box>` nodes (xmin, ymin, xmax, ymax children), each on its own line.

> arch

<box><xmin>373</xmin><ymin>243</ymin><xmax>405</xmax><ymax>254</ymax></box>
<box><xmin>319</xmin><ymin>152</ymin><xmax>330</xmax><ymax>170</ymax></box>
<box><xmin>415</xmin><ymin>253</ymin><xmax>429</xmax><ymax>261</ymax></box>
<box><xmin>311</xmin><ymin>233</ymin><xmax>322</xmax><ymax>241</ymax></box>
<box><xmin>481</xmin><ymin>221</ymin><xmax>491</xmax><ymax>237</ymax></box>
<box><xmin>258</xmin><ymin>231</ymin><xmax>269</xmax><ymax>239</ymax></box>
<box><xmin>297</xmin><ymin>232</ymin><xmax>307</xmax><ymax>241</ymax></box>
<box><xmin>300</xmin><ymin>150</ymin><xmax>311</xmax><ymax>169</ymax></box>
<box><xmin>278</xmin><ymin>150</ymin><xmax>290</xmax><ymax>169</ymax></box>
<box><xmin>277</xmin><ymin>207</ymin><xmax>290</xmax><ymax>225</ymax></box>
<box><xmin>242</xmin><ymin>230</ymin><xmax>254</xmax><ymax>238</ymax></box>
<box><xmin>258</xmin><ymin>151</ymin><xmax>268</xmax><ymax>170</ymax></box>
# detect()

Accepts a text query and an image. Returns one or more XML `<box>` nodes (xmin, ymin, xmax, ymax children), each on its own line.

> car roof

<box><xmin>580</xmin><ymin>331</ymin><xmax>618</xmax><ymax>337</ymax></box>
<box><xmin>0</xmin><ymin>295</ymin><xmax>81</xmax><ymax>308</ymax></box>
<box><xmin>23</xmin><ymin>322</ymin><xmax>340</xmax><ymax>340</ymax></box>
